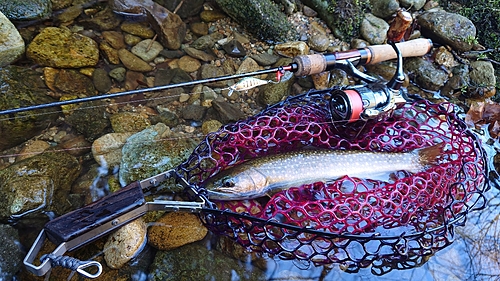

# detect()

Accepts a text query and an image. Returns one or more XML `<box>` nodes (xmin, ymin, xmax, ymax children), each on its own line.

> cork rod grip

<box><xmin>367</xmin><ymin>38</ymin><xmax>432</xmax><ymax>65</ymax></box>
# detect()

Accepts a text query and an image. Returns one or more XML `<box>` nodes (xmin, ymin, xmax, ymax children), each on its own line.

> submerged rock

<box><xmin>26</xmin><ymin>27</ymin><xmax>99</xmax><ymax>68</ymax></box>
<box><xmin>156</xmin><ymin>0</ymin><xmax>204</xmax><ymax>19</ymax></box>
<box><xmin>104</xmin><ymin>218</ymin><xmax>147</xmax><ymax>269</ymax></box>
<box><xmin>214</xmin><ymin>0</ymin><xmax>297</xmax><ymax>43</ymax></box>
<box><xmin>0</xmin><ymin>224</ymin><xmax>23</xmax><ymax>280</ymax></box>
<box><xmin>148</xmin><ymin>212</ymin><xmax>207</xmax><ymax>250</ymax></box>
<box><xmin>92</xmin><ymin>132</ymin><xmax>134</xmax><ymax>167</ymax></box>
<box><xmin>0</xmin><ymin>152</ymin><xmax>80</xmax><ymax>221</ymax></box>
<box><xmin>119</xmin><ymin>123</ymin><xmax>198</xmax><ymax>186</ymax></box>
<box><xmin>64</xmin><ymin>101</ymin><xmax>111</xmax><ymax>140</ymax></box>
<box><xmin>110</xmin><ymin>112</ymin><xmax>151</xmax><ymax>133</ymax></box>
<box><xmin>0</xmin><ymin>11</ymin><xmax>24</xmax><ymax>67</ymax></box>
<box><xmin>148</xmin><ymin>242</ymin><xmax>266</xmax><ymax>281</ymax></box>
<box><xmin>54</xmin><ymin>69</ymin><xmax>97</xmax><ymax>96</ymax></box>
<box><xmin>0</xmin><ymin>66</ymin><xmax>58</xmax><ymax>151</ymax></box>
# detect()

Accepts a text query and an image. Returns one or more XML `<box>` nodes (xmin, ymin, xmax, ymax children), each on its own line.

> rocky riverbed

<box><xmin>0</xmin><ymin>0</ymin><xmax>499</xmax><ymax>280</ymax></box>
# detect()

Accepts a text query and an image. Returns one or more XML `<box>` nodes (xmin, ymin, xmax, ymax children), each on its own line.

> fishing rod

<box><xmin>0</xmin><ymin>39</ymin><xmax>432</xmax><ymax>116</ymax></box>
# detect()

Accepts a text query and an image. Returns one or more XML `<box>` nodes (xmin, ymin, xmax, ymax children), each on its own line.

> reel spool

<box><xmin>329</xmin><ymin>42</ymin><xmax>408</xmax><ymax>122</ymax></box>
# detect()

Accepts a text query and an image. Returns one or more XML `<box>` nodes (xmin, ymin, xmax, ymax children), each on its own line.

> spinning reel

<box><xmin>328</xmin><ymin>43</ymin><xmax>408</xmax><ymax>122</ymax></box>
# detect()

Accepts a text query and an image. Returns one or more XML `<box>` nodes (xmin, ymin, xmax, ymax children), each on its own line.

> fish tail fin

<box><xmin>417</xmin><ymin>143</ymin><xmax>445</xmax><ymax>166</ymax></box>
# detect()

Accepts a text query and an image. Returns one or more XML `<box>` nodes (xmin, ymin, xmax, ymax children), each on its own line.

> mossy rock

<box><xmin>214</xmin><ymin>0</ymin><xmax>297</xmax><ymax>43</ymax></box>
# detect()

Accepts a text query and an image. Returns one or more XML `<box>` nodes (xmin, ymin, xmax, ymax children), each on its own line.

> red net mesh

<box><xmin>176</xmin><ymin>89</ymin><xmax>488</xmax><ymax>273</ymax></box>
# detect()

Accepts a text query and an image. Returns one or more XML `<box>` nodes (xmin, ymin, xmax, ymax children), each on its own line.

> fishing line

<box><xmin>0</xmin><ymin>118</ymin><xmax>363</xmax><ymax>161</ymax></box>
<box><xmin>0</xmin><ymin>87</ymin><xmax>207</xmax><ymax>122</ymax></box>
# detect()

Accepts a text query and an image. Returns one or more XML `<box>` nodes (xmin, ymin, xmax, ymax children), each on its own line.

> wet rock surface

<box><xmin>104</xmin><ymin>218</ymin><xmax>147</xmax><ymax>269</ymax></box>
<box><xmin>148</xmin><ymin>241</ymin><xmax>266</xmax><ymax>281</ymax></box>
<box><xmin>119</xmin><ymin>123</ymin><xmax>198</xmax><ymax>185</ymax></box>
<box><xmin>0</xmin><ymin>152</ymin><xmax>80</xmax><ymax>220</ymax></box>
<box><xmin>0</xmin><ymin>224</ymin><xmax>23</xmax><ymax>280</ymax></box>
<box><xmin>26</xmin><ymin>27</ymin><xmax>99</xmax><ymax>68</ymax></box>
<box><xmin>0</xmin><ymin>66</ymin><xmax>58</xmax><ymax>151</ymax></box>
<box><xmin>148</xmin><ymin>212</ymin><xmax>208</xmax><ymax>250</ymax></box>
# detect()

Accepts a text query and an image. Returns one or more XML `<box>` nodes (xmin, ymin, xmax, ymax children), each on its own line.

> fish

<box><xmin>203</xmin><ymin>144</ymin><xmax>443</xmax><ymax>200</ymax></box>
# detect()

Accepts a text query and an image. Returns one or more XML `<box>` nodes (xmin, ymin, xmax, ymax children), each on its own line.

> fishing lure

<box><xmin>227</xmin><ymin>77</ymin><xmax>277</xmax><ymax>96</ymax></box>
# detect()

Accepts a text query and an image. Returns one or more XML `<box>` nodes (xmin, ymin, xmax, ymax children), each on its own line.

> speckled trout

<box><xmin>203</xmin><ymin>145</ymin><xmax>442</xmax><ymax>200</ymax></box>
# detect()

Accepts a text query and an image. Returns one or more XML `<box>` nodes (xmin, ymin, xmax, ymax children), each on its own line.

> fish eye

<box><xmin>221</xmin><ymin>177</ymin><xmax>235</xmax><ymax>188</ymax></box>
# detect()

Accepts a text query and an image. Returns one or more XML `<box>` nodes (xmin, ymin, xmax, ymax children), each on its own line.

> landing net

<box><xmin>176</xmin><ymin>89</ymin><xmax>489</xmax><ymax>274</ymax></box>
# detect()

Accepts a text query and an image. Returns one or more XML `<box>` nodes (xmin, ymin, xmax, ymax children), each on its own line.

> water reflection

<box><xmin>258</xmin><ymin>186</ymin><xmax>500</xmax><ymax>281</ymax></box>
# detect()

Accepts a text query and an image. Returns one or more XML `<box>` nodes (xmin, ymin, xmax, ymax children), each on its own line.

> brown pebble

<box><xmin>178</xmin><ymin>55</ymin><xmax>201</xmax><ymax>73</ymax></box>
<box><xmin>148</xmin><ymin>212</ymin><xmax>207</xmax><ymax>250</ymax></box>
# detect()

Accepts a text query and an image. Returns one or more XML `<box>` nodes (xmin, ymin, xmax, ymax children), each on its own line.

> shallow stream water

<box><xmin>1</xmin><ymin>0</ymin><xmax>499</xmax><ymax>280</ymax></box>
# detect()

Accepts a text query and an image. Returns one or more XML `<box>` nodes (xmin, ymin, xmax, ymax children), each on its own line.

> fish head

<box><xmin>204</xmin><ymin>167</ymin><xmax>268</xmax><ymax>200</ymax></box>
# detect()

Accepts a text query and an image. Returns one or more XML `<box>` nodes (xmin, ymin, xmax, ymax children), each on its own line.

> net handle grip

<box><xmin>292</xmin><ymin>38</ymin><xmax>432</xmax><ymax>76</ymax></box>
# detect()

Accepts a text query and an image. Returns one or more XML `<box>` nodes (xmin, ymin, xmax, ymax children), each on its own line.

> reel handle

<box><xmin>292</xmin><ymin>38</ymin><xmax>432</xmax><ymax>76</ymax></box>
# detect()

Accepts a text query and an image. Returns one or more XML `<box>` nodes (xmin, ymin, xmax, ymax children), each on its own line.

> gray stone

<box><xmin>400</xmin><ymin>0</ymin><xmax>426</xmax><ymax>10</ymax></box>
<box><xmin>258</xmin><ymin>70</ymin><xmax>295</xmax><ymax>105</ymax></box>
<box><xmin>370</xmin><ymin>0</ymin><xmax>400</xmax><ymax>19</ymax></box>
<box><xmin>191</xmin><ymin>34</ymin><xmax>217</xmax><ymax>50</ymax></box>
<box><xmin>251</xmin><ymin>53</ymin><xmax>279</xmax><ymax>66</ymax></box>
<box><xmin>308</xmin><ymin>33</ymin><xmax>330</xmax><ymax>52</ymax></box>
<box><xmin>222</xmin><ymin>39</ymin><xmax>247</xmax><ymax>57</ymax></box>
<box><xmin>131</xmin><ymin>39</ymin><xmax>164</xmax><ymax>62</ymax></box>
<box><xmin>211</xmin><ymin>99</ymin><xmax>246</xmax><ymax>123</ymax></box>
<box><xmin>360</xmin><ymin>13</ymin><xmax>389</xmax><ymax>45</ymax></box>
<box><xmin>184</xmin><ymin>47</ymin><xmax>215</xmax><ymax>62</ymax></box>
<box><xmin>198</xmin><ymin>64</ymin><xmax>226</xmax><ymax>87</ymax></box>
<box><xmin>404</xmin><ymin>57</ymin><xmax>448</xmax><ymax>91</ymax></box>
<box><xmin>0</xmin><ymin>11</ymin><xmax>24</xmax><ymax>67</ymax></box>
<box><xmin>109</xmin><ymin>67</ymin><xmax>127</xmax><ymax>82</ymax></box>
<box><xmin>181</xmin><ymin>104</ymin><xmax>207</xmax><ymax>121</ymax></box>
<box><xmin>0</xmin><ymin>0</ymin><xmax>51</xmax><ymax>20</ymax></box>
<box><xmin>470</xmin><ymin>60</ymin><xmax>496</xmax><ymax>87</ymax></box>
<box><xmin>418</xmin><ymin>11</ymin><xmax>477</xmax><ymax>52</ymax></box>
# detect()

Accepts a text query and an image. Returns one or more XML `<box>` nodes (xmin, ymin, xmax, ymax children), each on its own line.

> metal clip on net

<box><xmin>23</xmin><ymin>169</ymin><xmax>205</xmax><ymax>278</ymax></box>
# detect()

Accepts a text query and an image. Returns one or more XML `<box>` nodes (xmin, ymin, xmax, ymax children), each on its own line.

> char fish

<box><xmin>203</xmin><ymin>145</ymin><xmax>442</xmax><ymax>200</ymax></box>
